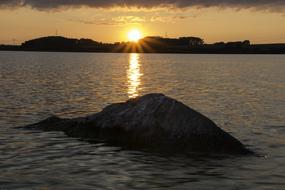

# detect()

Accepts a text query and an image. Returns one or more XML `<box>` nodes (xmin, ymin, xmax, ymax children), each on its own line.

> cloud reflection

<box><xmin>127</xmin><ymin>53</ymin><xmax>142</xmax><ymax>98</ymax></box>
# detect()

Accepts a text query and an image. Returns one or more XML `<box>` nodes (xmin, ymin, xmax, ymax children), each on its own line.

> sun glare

<box><xmin>128</xmin><ymin>29</ymin><xmax>142</xmax><ymax>42</ymax></box>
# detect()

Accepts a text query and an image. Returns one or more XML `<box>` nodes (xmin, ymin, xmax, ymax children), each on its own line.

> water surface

<box><xmin>0</xmin><ymin>52</ymin><xmax>284</xmax><ymax>189</ymax></box>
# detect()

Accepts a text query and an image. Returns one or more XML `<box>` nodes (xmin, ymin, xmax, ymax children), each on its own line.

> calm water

<box><xmin>0</xmin><ymin>51</ymin><xmax>284</xmax><ymax>190</ymax></box>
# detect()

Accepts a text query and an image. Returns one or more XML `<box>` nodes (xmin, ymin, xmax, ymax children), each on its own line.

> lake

<box><xmin>0</xmin><ymin>51</ymin><xmax>284</xmax><ymax>189</ymax></box>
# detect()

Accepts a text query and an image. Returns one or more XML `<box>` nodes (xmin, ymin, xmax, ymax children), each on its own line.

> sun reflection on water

<box><xmin>127</xmin><ymin>53</ymin><xmax>142</xmax><ymax>98</ymax></box>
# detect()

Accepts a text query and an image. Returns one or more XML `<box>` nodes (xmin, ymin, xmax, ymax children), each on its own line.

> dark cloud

<box><xmin>0</xmin><ymin>0</ymin><xmax>284</xmax><ymax>11</ymax></box>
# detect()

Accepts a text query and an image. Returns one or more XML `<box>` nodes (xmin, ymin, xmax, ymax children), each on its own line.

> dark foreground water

<box><xmin>0</xmin><ymin>52</ymin><xmax>284</xmax><ymax>190</ymax></box>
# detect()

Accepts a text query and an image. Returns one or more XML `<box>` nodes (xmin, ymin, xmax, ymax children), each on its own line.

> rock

<box><xmin>24</xmin><ymin>93</ymin><xmax>252</xmax><ymax>154</ymax></box>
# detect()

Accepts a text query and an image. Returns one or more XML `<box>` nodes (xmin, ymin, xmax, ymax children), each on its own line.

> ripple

<box><xmin>0</xmin><ymin>52</ymin><xmax>285</xmax><ymax>189</ymax></box>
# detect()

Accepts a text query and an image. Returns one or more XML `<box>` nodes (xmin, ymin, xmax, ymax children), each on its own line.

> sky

<box><xmin>0</xmin><ymin>0</ymin><xmax>284</xmax><ymax>44</ymax></box>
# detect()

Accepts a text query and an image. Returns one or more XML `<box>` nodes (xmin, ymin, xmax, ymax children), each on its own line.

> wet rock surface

<box><xmin>24</xmin><ymin>93</ymin><xmax>252</xmax><ymax>154</ymax></box>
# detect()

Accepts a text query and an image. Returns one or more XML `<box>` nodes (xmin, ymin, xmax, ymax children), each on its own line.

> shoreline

<box><xmin>1</xmin><ymin>36</ymin><xmax>285</xmax><ymax>54</ymax></box>
<box><xmin>1</xmin><ymin>49</ymin><xmax>285</xmax><ymax>55</ymax></box>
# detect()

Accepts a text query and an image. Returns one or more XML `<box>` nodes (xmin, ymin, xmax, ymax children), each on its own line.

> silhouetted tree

<box><xmin>243</xmin><ymin>40</ymin><xmax>250</xmax><ymax>46</ymax></box>
<box><xmin>179</xmin><ymin>37</ymin><xmax>204</xmax><ymax>47</ymax></box>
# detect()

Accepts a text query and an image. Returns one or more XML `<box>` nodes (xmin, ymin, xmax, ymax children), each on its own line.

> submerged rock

<box><xmin>24</xmin><ymin>93</ymin><xmax>252</xmax><ymax>154</ymax></box>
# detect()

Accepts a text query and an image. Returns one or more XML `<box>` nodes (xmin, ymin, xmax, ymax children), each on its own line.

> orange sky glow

<box><xmin>0</xmin><ymin>4</ymin><xmax>284</xmax><ymax>45</ymax></box>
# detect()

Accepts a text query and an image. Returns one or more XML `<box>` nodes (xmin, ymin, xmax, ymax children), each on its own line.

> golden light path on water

<box><xmin>127</xmin><ymin>53</ymin><xmax>142</xmax><ymax>98</ymax></box>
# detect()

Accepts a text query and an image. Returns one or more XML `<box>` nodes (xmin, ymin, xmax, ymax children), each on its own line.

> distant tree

<box><xmin>226</xmin><ymin>40</ymin><xmax>251</xmax><ymax>48</ymax></box>
<box><xmin>21</xmin><ymin>36</ymin><xmax>103</xmax><ymax>51</ymax></box>
<box><xmin>179</xmin><ymin>37</ymin><xmax>204</xmax><ymax>48</ymax></box>
<box><xmin>214</xmin><ymin>42</ymin><xmax>226</xmax><ymax>46</ymax></box>
<box><xmin>78</xmin><ymin>38</ymin><xmax>100</xmax><ymax>48</ymax></box>
<box><xmin>243</xmin><ymin>40</ymin><xmax>250</xmax><ymax>46</ymax></box>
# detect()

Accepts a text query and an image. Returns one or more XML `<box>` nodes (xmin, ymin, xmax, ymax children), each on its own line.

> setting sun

<box><xmin>128</xmin><ymin>29</ymin><xmax>142</xmax><ymax>42</ymax></box>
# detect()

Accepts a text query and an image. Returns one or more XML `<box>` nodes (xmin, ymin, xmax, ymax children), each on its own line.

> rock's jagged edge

<box><xmin>23</xmin><ymin>93</ymin><xmax>253</xmax><ymax>155</ymax></box>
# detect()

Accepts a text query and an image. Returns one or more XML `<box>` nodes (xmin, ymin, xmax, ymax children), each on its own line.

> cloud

<box><xmin>69</xmin><ymin>16</ymin><xmax>146</xmax><ymax>26</ymax></box>
<box><xmin>150</xmin><ymin>15</ymin><xmax>189</xmax><ymax>23</ymax></box>
<box><xmin>69</xmin><ymin>15</ymin><xmax>189</xmax><ymax>26</ymax></box>
<box><xmin>0</xmin><ymin>0</ymin><xmax>284</xmax><ymax>12</ymax></box>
